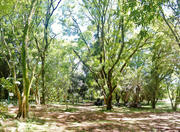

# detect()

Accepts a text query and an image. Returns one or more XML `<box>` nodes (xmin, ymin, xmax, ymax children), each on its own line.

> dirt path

<box><xmin>0</xmin><ymin>104</ymin><xmax>180</xmax><ymax>132</ymax></box>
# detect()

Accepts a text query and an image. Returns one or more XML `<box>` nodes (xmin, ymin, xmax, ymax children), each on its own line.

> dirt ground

<box><xmin>0</xmin><ymin>103</ymin><xmax>180</xmax><ymax>132</ymax></box>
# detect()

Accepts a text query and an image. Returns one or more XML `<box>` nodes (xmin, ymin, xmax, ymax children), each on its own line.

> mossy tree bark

<box><xmin>16</xmin><ymin>0</ymin><xmax>37</xmax><ymax>119</ymax></box>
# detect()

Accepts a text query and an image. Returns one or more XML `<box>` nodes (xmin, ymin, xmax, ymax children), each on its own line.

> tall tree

<box><xmin>145</xmin><ymin>38</ymin><xmax>174</xmax><ymax>109</ymax></box>
<box><xmin>0</xmin><ymin>0</ymin><xmax>39</xmax><ymax>118</ymax></box>
<box><xmin>34</xmin><ymin>0</ymin><xmax>61</xmax><ymax>104</ymax></box>
<box><xmin>160</xmin><ymin>0</ymin><xmax>180</xmax><ymax>47</ymax></box>
<box><xmin>68</xmin><ymin>0</ymin><xmax>154</xmax><ymax>110</ymax></box>
<box><xmin>17</xmin><ymin>0</ymin><xmax>38</xmax><ymax>118</ymax></box>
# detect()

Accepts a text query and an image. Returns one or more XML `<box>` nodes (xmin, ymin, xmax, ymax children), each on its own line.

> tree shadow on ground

<box><xmin>66</xmin><ymin>122</ymin><xmax>132</xmax><ymax>132</ymax></box>
<box><xmin>30</xmin><ymin>105</ymin><xmax>180</xmax><ymax>131</ymax></box>
<box><xmin>2</xmin><ymin>104</ymin><xmax>180</xmax><ymax>131</ymax></box>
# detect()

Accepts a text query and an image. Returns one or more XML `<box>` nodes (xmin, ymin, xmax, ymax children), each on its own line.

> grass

<box><xmin>99</xmin><ymin>100</ymin><xmax>180</xmax><ymax>113</ymax></box>
<box><xmin>47</xmin><ymin>106</ymin><xmax>78</xmax><ymax>112</ymax></box>
<box><xmin>0</xmin><ymin>112</ymin><xmax>14</xmax><ymax>120</ymax></box>
<box><xmin>119</xmin><ymin>106</ymin><xmax>176</xmax><ymax>113</ymax></box>
<box><xmin>26</xmin><ymin>117</ymin><xmax>46</xmax><ymax>125</ymax></box>
<box><xmin>65</xmin><ymin>107</ymin><xmax>78</xmax><ymax>112</ymax></box>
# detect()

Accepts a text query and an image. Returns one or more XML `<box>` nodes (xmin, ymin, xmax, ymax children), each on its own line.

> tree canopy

<box><xmin>0</xmin><ymin>0</ymin><xmax>179</xmax><ymax>120</ymax></box>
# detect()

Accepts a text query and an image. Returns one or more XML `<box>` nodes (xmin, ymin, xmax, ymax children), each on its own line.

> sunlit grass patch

<box><xmin>65</xmin><ymin>107</ymin><xmax>78</xmax><ymax>112</ymax></box>
<box><xmin>48</xmin><ymin>107</ymin><xmax>65</xmax><ymax>112</ymax></box>
<box><xmin>15</xmin><ymin>120</ymin><xmax>50</xmax><ymax>132</ymax></box>
<box><xmin>47</xmin><ymin>105</ymin><xmax>79</xmax><ymax>113</ymax></box>
<box><xmin>110</xmin><ymin>101</ymin><xmax>180</xmax><ymax>113</ymax></box>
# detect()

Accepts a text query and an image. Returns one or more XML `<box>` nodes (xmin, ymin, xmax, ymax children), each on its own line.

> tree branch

<box><xmin>72</xmin><ymin>17</ymin><xmax>90</xmax><ymax>52</ymax></box>
<box><xmin>108</xmin><ymin>16</ymin><xmax>125</xmax><ymax>76</ymax></box>
<box><xmin>73</xmin><ymin>49</ymin><xmax>93</xmax><ymax>73</ymax></box>
<box><xmin>160</xmin><ymin>9</ymin><xmax>180</xmax><ymax>47</ymax></box>
<box><xmin>120</xmin><ymin>37</ymin><xmax>150</xmax><ymax>73</ymax></box>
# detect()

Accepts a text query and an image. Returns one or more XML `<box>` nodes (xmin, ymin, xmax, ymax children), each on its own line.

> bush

<box><xmin>0</xmin><ymin>103</ymin><xmax>8</xmax><ymax>119</ymax></box>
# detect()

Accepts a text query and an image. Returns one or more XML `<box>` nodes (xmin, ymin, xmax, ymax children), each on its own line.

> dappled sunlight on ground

<box><xmin>0</xmin><ymin>104</ymin><xmax>180</xmax><ymax>131</ymax></box>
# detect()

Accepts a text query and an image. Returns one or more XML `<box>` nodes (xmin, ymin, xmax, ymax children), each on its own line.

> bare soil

<box><xmin>0</xmin><ymin>103</ymin><xmax>180</xmax><ymax>132</ymax></box>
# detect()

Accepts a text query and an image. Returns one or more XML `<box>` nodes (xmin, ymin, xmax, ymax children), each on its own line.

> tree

<box><xmin>17</xmin><ymin>0</ymin><xmax>38</xmax><ymax>118</ymax></box>
<box><xmin>0</xmin><ymin>0</ymin><xmax>15</xmax><ymax>17</ymax></box>
<box><xmin>0</xmin><ymin>0</ymin><xmax>39</xmax><ymax>118</ymax></box>
<box><xmin>165</xmin><ymin>73</ymin><xmax>180</xmax><ymax>111</ymax></box>
<box><xmin>34</xmin><ymin>0</ymin><xmax>61</xmax><ymax>104</ymax></box>
<box><xmin>69</xmin><ymin>0</ymin><xmax>153</xmax><ymax>110</ymax></box>
<box><xmin>145</xmin><ymin>38</ymin><xmax>174</xmax><ymax>109</ymax></box>
<box><xmin>159</xmin><ymin>0</ymin><xmax>180</xmax><ymax>47</ymax></box>
<box><xmin>164</xmin><ymin>44</ymin><xmax>180</xmax><ymax>111</ymax></box>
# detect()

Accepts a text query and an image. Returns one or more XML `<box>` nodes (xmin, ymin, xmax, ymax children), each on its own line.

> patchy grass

<box><xmin>0</xmin><ymin>102</ymin><xmax>179</xmax><ymax>132</ymax></box>
<box><xmin>65</xmin><ymin>108</ymin><xmax>78</xmax><ymax>112</ymax></box>
<box><xmin>0</xmin><ymin>112</ymin><xmax>14</xmax><ymax>119</ymax></box>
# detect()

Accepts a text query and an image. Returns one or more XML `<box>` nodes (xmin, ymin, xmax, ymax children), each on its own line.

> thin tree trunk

<box><xmin>34</xmin><ymin>70</ymin><xmax>41</xmax><ymax>105</ymax></box>
<box><xmin>115</xmin><ymin>93</ymin><xmax>120</xmax><ymax>104</ymax></box>
<box><xmin>35</xmin><ymin>82</ymin><xmax>40</xmax><ymax>105</ymax></box>
<box><xmin>41</xmin><ymin>56</ymin><xmax>46</xmax><ymax>104</ymax></box>
<box><xmin>151</xmin><ymin>94</ymin><xmax>156</xmax><ymax>109</ymax></box>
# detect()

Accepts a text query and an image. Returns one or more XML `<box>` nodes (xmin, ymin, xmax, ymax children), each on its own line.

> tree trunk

<box><xmin>151</xmin><ymin>88</ymin><xmax>157</xmax><ymax>109</ymax></box>
<box><xmin>41</xmin><ymin>56</ymin><xmax>46</xmax><ymax>104</ymax></box>
<box><xmin>151</xmin><ymin>96</ymin><xmax>156</xmax><ymax>109</ymax></box>
<box><xmin>16</xmin><ymin>93</ymin><xmax>28</xmax><ymax>118</ymax></box>
<box><xmin>172</xmin><ymin>105</ymin><xmax>177</xmax><ymax>111</ymax></box>
<box><xmin>106</xmin><ymin>94</ymin><xmax>113</xmax><ymax>110</ymax></box>
<box><xmin>151</xmin><ymin>85</ymin><xmax>158</xmax><ymax>109</ymax></box>
<box><xmin>35</xmin><ymin>86</ymin><xmax>40</xmax><ymax>105</ymax></box>
<box><xmin>15</xmin><ymin>87</ymin><xmax>23</xmax><ymax>118</ymax></box>
<box><xmin>115</xmin><ymin>93</ymin><xmax>120</xmax><ymax>105</ymax></box>
<box><xmin>122</xmin><ymin>91</ymin><xmax>129</xmax><ymax>105</ymax></box>
<box><xmin>174</xmin><ymin>90</ymin><xmax>180</xmax><ymax>111</ymax></box>
<box><xmin>18</xmin><ymin>0</ymin><xmax>37</xmax><ymax>119</ymax></box>
<box><xmin>135</xmin><ymin>85</ymin><xmax>140</xmax><ymax>104</ymax></box>
<box><xmin>17</xmin><ymin>73</ymin><xmax>35</xmax><ymax>118</ymax></box>
<box><xmin>147</xmin><ymin>100</ymin><xmax>150</xmax><ymax>105</ymax></box>
<box><xmin>167</xmin><ymin>85</ymin><xmax>179</xmax><ymax>112</ymax></box>
<box><xmin>169</xmin><ymin>97</ymin><xmax>175</xmax><ymax>111</ymax></box>
<box><xmin>71</xmin><ymin>94</ymin><xmax>74</xmax><ymax>105</ymax></box>
<box><xmin>35</xmin><ymin>75</ymin><xmax>40</xmax><ymax>105</ymax></box>
<box><xmin>172</xmin><ymin>96</ymin><xmax>178</xmax><ymax>111</ymax></box>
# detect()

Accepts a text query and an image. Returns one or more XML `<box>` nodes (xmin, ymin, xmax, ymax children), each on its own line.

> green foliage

<box><xmin>0</xmin><ymin>0</ymin><xmax>179</xmax><ymax>114</ymax></box>
<box><xmin>0</xmin><ymin>104</ymin><xmax>8</xmax><ymax>112</ymax></box>
<box><xmin>0</xmin><ymin>102</ymin><xmax>8</xmax><ymax>120</ymax></box>
<box><xmin>0</xmin><ymin>77</ymin><xmax>15</xmax><ymax>93</ymax></box>
<box><xmin>0</xmin><ymin>0</ymin><xmax>15</xmax><ymax>17</ymax></box>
